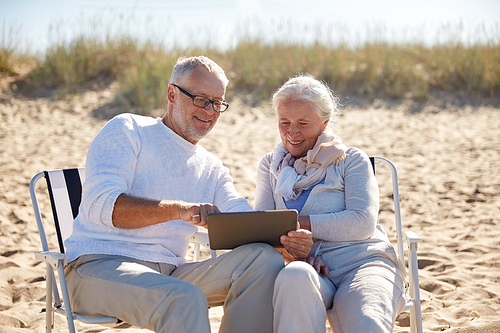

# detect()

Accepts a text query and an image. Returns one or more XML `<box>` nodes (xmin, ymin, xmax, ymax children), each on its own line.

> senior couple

<box><xmin>64</xmin><ymin>56</ymin><xmax>406</xmax><ymax>333</ymax></box>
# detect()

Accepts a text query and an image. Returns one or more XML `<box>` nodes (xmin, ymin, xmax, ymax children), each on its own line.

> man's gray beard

<box><xmin>173</xmin><ymin>105</ymin><xmax>211</xmax><ymax>143</ymax></box>
<box><xmin>185</xmin><ymin>127</ymin><xmax>207</xmax><ymax>143</ymax></box>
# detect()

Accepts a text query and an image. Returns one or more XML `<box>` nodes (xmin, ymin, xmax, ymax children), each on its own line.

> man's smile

<box><xmin>195</xmin><ymin>115</ymin><xmax>210</xmax><ymax>123</ymax></box>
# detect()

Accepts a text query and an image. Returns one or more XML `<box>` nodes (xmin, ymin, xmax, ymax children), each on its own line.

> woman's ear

<box><xmin>321</xmin><ymin>118</ymin><xmax>329</xmax><ymax>132</ymax></box>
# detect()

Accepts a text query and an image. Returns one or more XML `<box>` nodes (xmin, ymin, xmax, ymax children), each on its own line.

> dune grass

<box><xmin>3</xmin><ymin>21</ymin><xmax>499</xmax><ymax>111</ymax></box>
<box><xmin>0</xmin><ymin>22</ymin><xmax>20</xmax><ymax>76</ymax></box>
<box><xmin>16</xmin><ymin>36</ymin><xmax>137</xmax><ymax>93</ymax></box>
<box><xmin>0</xmin><ymin>44</ymin><xmax>18</xmax><ymax>76</ymax></box>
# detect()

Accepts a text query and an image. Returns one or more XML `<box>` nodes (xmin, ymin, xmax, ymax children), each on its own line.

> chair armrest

<box><xmin>403</xmin><ymin>231</ymin><xmax>422</xmax><ymax>271</ymax></box>
<box><xmin>403</xmin><ymin>231</ymin><xmax>422</xmax><ymax>244</ymax></box>
<box><xmin>34</xmin><ymin>251</ymin><xmax>66</xmax><ymax>268</ymax></box>
<box><xmin>191</xmin><ymin>231</ymin><xmax>210</xmax><ymax>249</ymax></box>
<box><xmin>190</xmin><ymin>231</ymin><xmax>217</xmax><ymax>261</ymax></box>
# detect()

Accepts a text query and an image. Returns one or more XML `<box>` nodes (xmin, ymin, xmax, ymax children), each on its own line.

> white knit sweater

<box><xmin>64</xmin><ymin>113</ymin><xmax>251</xmax><ymax>266</ymax></box>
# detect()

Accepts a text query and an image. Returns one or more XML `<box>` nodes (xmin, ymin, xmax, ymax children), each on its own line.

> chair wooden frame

<box><xmin>29</xmin><ymin>168</ymin><xmax>212</xmax><ymax>333</ymax></box>
<box><xmin>371</xmin><ymin>157</ymin><xmax>423</xmax><ymax>333</ymax></box>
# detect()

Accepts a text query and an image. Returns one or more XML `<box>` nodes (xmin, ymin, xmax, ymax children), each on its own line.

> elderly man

<box><xmin>63</xmin><ymin>56</ymin><xmax>284</xmax><ymax>333</ymax></box>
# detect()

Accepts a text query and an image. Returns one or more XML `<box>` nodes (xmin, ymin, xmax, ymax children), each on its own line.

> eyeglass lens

<box><xmin>174</xmin><ymin>84</ymin><xmax>228</xmax><ymax>112</ymax></box>
<box><xmin>193</xmin><ymin>97</ymin><xmax>227</xmax><ymax>112</ymax></box>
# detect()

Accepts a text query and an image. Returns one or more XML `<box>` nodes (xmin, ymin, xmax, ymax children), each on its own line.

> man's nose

<box><xmin>202</xmin><ymin>103</ymin><xmax>215</xmax><ymax>114</ymax></box>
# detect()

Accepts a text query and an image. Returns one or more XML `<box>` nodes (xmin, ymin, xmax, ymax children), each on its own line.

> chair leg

<box><xmin>408</xmin><ymin>243</ymin><xmax>423</xmax><ymax>333</ymax></box>
<box><xmin>56</xmin><ymin>264</ymin><xmax>77</xmax><ymax>333</ymax></box>
<box><xmin>45</xmin><ymin>264</ymin><xmax>53</xmax><ymax>333</ymax></box>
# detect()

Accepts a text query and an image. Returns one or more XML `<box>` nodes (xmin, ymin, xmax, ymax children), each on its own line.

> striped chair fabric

<box><xmin>44</xmin><ymin>168</ymin><xmax>85</xmax><ymax>253</ymax></box>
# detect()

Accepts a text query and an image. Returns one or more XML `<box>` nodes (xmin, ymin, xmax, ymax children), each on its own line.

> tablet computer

<box><xmin>207</xmin><ymin>210</ymin><xmax>298</xmax><ymax>250</ymax></box>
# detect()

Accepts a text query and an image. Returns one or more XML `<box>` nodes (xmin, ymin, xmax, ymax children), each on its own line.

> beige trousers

<box><xmin>65</xmin><ymin>243</ymin><xmax>284</xmax><ymax>333</ymax></box>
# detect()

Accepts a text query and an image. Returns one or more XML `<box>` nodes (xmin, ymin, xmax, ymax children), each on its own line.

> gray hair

<box><xmin>272</xmin><ymin>74</ymin><xmax>341</xmax><ymax>125</ymax></box>
<box><xmin>169</xmin><ymin>56</ymin><xmax>229</xmax><ymax>87</ymax></box>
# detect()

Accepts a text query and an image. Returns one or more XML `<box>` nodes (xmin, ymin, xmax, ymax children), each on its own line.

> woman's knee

<box><xmin>276</xmin><ymin>261</ymin><xmax>319</xmax><ymax>288</ymax></box>
<box><xmin>274</xmin><ymin>261</ymin><xmax>332</xmax><ymax>315</ymax></box>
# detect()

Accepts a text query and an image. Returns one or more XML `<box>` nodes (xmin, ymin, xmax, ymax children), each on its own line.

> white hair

<box><xmin>169</xmin><ymin>55</ymin><xmax>229</xmax><ymax>87</ymax></box>
<box><xmin>272</xmin><ymin>74</ymin><xmax>341</xmax><ymax>125</ymax></box>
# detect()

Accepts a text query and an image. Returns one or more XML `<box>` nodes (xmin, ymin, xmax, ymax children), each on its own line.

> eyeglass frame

<box><xmin>172</xmin><ymin>84</ymin><xmax>229</xmax><ymax>112</ymax></box>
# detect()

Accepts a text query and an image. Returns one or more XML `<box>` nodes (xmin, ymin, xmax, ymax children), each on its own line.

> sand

<box><xmin>0</xmin><ymin>77</ymin><xmax>499</xmax><ymax>332</ymax></box>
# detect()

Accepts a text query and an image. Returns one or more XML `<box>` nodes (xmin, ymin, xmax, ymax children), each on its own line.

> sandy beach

<box><xmin>1</xmin><ymin>77</ymin><xmax>499</xmax><ymax>332</ymax></box>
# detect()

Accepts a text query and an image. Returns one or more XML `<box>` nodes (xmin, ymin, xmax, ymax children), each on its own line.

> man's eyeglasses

<box><xmin>172</xmin><ymin>84</ymin><xmax>229</xmax><ymax>112</ymax></box>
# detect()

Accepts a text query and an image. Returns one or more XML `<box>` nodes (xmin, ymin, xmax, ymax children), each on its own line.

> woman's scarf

<box><xmin>270</xmin><ymin>129</ymin><xmax>346</xmax><ymax>201</ymax></box>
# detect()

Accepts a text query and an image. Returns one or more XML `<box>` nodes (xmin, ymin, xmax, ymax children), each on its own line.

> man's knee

<box><xmin>180</xmin><ymin>284</ymin><xmax>208</xmax><ymax>310</ymax></box>
<box><xmin>238</xmin><ymin>243</ymin><xmax>284</xmax><ymax>269</ymax></box>
<box><xmin>241</xmin><ymin>243</ymin><xmax>283</xmax><ymax>260</ymax></box>
<box><xmin>144</xmin><ymin>281</ymin><xmax>210</xmax><ymax>333</ymax></box>
<box><xmin>222</xmin><ymin>243</ymin><xmax>284</xmax><ymax>286</ymax></box>
<box><xmin>156</xmin><ymin>280</ymin><xmax>208</xmax><ymax>314</ymax></box>
<box><xmin>163</xmin><ymin>279</ymin><xmax>205</xmax><ymax>298</ymax></box>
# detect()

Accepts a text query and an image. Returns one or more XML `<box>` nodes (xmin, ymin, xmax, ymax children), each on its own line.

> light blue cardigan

<box><xmin>255</xmin><ymin>147</ymin><xmax>392</xmax><ymax>250</ymax></box>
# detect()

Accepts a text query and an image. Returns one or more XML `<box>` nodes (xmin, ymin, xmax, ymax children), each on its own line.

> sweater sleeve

<box><xmin>81</xmin><ymin>115</ymin><xmax>141</xmax><ymax>228</ymax></box>
<box><xmin>309</xmin><ymin>148</ymin><xmax>379</xmax><ymax>242</ymax></box>
<box><xmin>254</xmin><ymin>153</ymin><xmax>277</xmax><ymax>211</ymax></box>
<box><xmin>213</xmin><ymin>163</ymin><xmax>253</xmax><ymax>212</ymax></box>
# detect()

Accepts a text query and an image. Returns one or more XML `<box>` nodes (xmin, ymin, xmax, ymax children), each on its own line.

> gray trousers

<box><xmin>273</xmin><ymin>241</ymin><xmax>407</xmax><ymax>333</ymax></box>
<box><xmin>65</xmin><ymin>243</ymin><xmax>284</xmax><ymax>333</ymax></box>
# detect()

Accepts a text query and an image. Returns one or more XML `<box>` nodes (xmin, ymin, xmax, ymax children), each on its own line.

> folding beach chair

<box><xmin>370</xmin><ymin>157</ymin><xmax>423</xmax><ymax>333</ymax></box>
<box><xmin>29</xmin><ymin>167</ymin><xmax>214</xmax><ymax>333</ymax></box>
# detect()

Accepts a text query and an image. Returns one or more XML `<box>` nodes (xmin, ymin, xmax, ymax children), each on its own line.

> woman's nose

<box><xmin>290</xmin><ymin>124</ymin><xmax>300</xmax><ymax>136</ymax></box>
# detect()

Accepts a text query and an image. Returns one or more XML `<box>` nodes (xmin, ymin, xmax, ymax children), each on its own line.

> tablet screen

<box><xmin>207</xmin><ymin>210</ymin><xmax>298</xmax><ymax>250</ymax></box>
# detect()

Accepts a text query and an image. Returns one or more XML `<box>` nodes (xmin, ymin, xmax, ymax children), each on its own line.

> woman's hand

<box><xmin>280</xmin><ymin>224</ymin><xmax>313</xmax><ymax>261</ymax></box>
<box><xmin>305</xmin><ymin>255</ymin><xmax>329</xmax><ymax>277</ymax></box>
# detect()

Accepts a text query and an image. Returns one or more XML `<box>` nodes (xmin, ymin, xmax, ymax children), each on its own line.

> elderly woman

<box><xmin>254</xmin><ymin>75</ymin><xmax>406</xmax><ymax>333</ymax></box>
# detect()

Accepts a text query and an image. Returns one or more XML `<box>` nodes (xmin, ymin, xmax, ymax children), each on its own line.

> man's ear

<box><xmin>167</xmin><ymin>84</ymin><xmax>176</xmax><ymax>103</ymax></box>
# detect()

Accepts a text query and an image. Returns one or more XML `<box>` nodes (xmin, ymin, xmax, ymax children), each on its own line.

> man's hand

<box><xmin>280</xmin><ymin>223</ymin><xmax>313</xmax><ymax>260</ymax></box>
<box><xmin>178</xmin><ymin>202</ymin><xmax>220</xmax><ymax>228</ymax></box>
<box><xmin>305</xmin><ymin>255</ymin><xmax>329</xmax><ymax>277</ymax></box>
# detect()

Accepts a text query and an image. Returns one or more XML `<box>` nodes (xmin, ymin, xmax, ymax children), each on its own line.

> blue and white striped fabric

<box><xmin>44</xmin><ymin>168</ymin><xmax>85</xmax><ymax>253</ymax></box>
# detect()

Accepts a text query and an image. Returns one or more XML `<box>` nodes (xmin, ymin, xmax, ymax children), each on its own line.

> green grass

<box><xmin>3</xmin><ymin>21</ymin><xmax>499</xmax><ymax>111</ymax></box>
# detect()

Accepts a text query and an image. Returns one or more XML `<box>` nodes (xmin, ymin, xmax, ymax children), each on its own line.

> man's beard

<box><xmin>172</xmin><ymin>104</ymin><xmax>213</xmax><ymax>143</ymax></box>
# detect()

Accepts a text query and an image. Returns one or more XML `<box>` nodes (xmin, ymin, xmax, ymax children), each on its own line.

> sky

<box><xmin>1</xmin><ymin>0</ymin><xmax>499</xmax><ymax>53</ymax></box>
